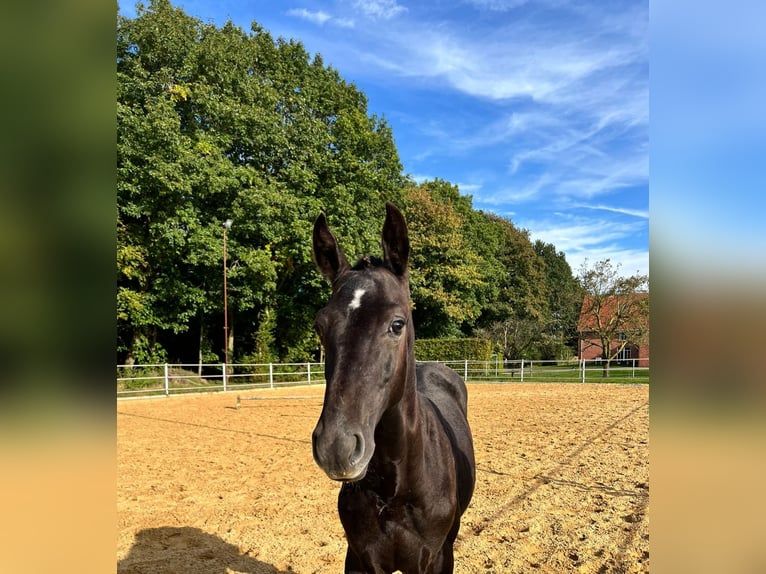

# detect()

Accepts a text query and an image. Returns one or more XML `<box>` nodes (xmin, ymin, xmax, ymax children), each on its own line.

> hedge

<box><xmin>413</xmin><ymin>338</ymin><xmax>493</xmax><ymax>362</ymax></box>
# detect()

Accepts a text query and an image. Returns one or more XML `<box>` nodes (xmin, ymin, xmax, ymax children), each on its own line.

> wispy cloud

<box><xmin>549</xmin><ymin>155</ymin><xmax>648</xmax><ymax>200</ymax></box>
<box><xmin>266</xmin><ymin>1</ymin><xmax>647</xmax><ymax>276</ymax></box>
<box><xmin>519</xmin><ymin>214</ymin><xmax>649</xmax><ymax>277</ymax></box>
<box><xmin>568</xmin><ymin>246</ymin><xmax>649</xmax><ymax>278</ymax></box>
<box><xmin>341</xmin><ymin>2</ymin><xmax>647</xmax><ymax>206</ymax></box>
<box><xmin>286</xmin><ymin>8</ymin><xmax>331</xmax><ymax>25</ymax></box>
<box><xmin>410</xmin><ymin>173</ymin><xmax>435</xmax><ymax>184</ymax></box>
<box><xmin>286</xmin><ymin>8</ymin><xmax>355</xmax><ymax>28</ymax></box>
<box><xmin>530</xmin><ymin>219</ymin><xmax>645</xmax><ymax>250</ymax></box>
<box><xmin>358</xmin><ymin>12</ymin><xmax>646</xmax><ymax>105</ymax></box>
<box><xmin>456</xmin><ymin>182</ymin><xmax>482</xmax><ymax>194</ymax></box>
<box><xmin>577</xmin><ymin>204</ymin><xmax>650</xmax><ymax>219</ymax></box>
<box><xmin>352</xmin><ymin>0</ymin><xmax>407</xmax><ymax>20</ymax></box>
<box><xmin>475</xmin><ymin>174</ymin><xmax>556</xmax><ymax>204</ymax></box>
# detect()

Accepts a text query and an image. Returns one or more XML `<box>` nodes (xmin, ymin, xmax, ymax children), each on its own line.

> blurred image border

<box><xmin>651</xmin><ymin>0</ymin><xmax>766</xmax><ymax>571</ymax></box>
<box><xmin>0</xmin><ymin>1</ymin><xmax>116</xmax><ymax>572</ymax></box>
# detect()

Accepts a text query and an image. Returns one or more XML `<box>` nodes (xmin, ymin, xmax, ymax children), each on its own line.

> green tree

<box><xmin>116</xmin><ymin>1</ymin><xmax>584</xmax><ymax>366</ymax></box>
<box><xmin>478</xmin><ymin>318</ymin><xmax>546</xmax><ymax>361</ymax></box>
<box><xmin>471</xmin><ymin>213</ymin><xmax>552</xmax><ymax>358</ymax></box>
<box><xmin>476</xmin><ymin>213</ymin><xmax>548</xmax><ymax>325</ymax></box>
<box><xmin>117</xmin><ymin>0</ymin><xmax>405</xmax><ymax>364</ymax></box>
<box><xmin>402</xmin><ymin>182</ymin><xmax>486</xmax><ymax>337</ymax></box>
<box><xmin>534</xmin><ymin>240</ymin><xmax>583</xmax><ymax>354</ymax></box>
<box><xmin>577</xmin><ymin>259</ymin><xmax>649</xmax><ymax>376</ymax></box>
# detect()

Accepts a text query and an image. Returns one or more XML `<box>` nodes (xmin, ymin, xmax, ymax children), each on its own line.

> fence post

<box><xmin>464</xmin><ymin>360</ymin><xmax>468</xmax><ymax>382</ymax></box>
<box><xmin>164</xmin><ymin>363</ymin><xmax>169</xmax><ymax>396</ymax></box>
<box><xmin>632</xmin><ymin>358</ymin><xmax>636</xmax><ymax>378</ymax></box>
<box><xmin>582</xmin><ymin>359</ymin><xmax>586</xmax><ymax>383</ymax></box>
<box><xmin>520</xmin><ymin>359</ymin><xmax>524</xmax><ymax>382</ymax></box>
<box><xmin>222</xmin><ymin>363</ymin><xmax>227</xmax><ymax>392</ymax></box>
<box><xmin>269</xmin><ymin>363</ymin><xmax>274</xmax><ymax>389</ymax></box>
<box><xmin>307</xmin><ymin>362</ymin><xmax>311</xmax><ymax>385</ymax></box>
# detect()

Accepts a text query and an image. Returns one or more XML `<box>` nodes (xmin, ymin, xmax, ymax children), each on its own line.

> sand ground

<box><xmin>117</xmin><ymin>383</ymin><xmax>649</xmax><ymax>573</ymax></box>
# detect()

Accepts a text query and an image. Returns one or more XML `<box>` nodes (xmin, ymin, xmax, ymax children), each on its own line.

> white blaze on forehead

<box><xmin>348</xmin><ymin>288</ymin><xmax>366</xmax><ymax>310</ymax></box>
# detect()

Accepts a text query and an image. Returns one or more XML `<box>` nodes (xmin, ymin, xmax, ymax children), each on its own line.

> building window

<box><xmin>616</xmin><ymin>346</ymin><xmax>632</xmax><ymax>362</ymax></box>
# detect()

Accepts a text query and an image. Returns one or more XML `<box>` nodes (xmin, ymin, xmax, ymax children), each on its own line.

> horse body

<box><xmin>311</xmin><ymin>203</ymin><xmax>475</xmax><ymax>574</ymax></box>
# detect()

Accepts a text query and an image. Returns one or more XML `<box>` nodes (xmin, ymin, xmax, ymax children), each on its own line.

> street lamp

<box><xmin>222</xmin><ymin>219</ymin><xmax>233</xmax><ymax>370</ymax></box>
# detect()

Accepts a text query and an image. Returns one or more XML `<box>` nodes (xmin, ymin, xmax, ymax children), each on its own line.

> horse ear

<box><xmin>382</xmin><ymin>202</ymin><xmax>410</xmax><ymax>277</ymax></box>
<box><xmin>313</xmin><ymin>213</ymin><xmax>349</xmax><ymax>282</ymax></box>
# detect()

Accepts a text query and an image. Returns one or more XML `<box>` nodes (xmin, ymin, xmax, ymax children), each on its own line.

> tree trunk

<box><xmin>124</xmin><ymin>331</ymin><xmax>141</xmax><ymax>366</ymax></box>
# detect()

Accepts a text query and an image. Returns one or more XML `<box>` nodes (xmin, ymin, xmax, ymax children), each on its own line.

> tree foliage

<box><xmin>414</xmin><ymin>338</ymin><xmax>493</xmax><ymax>362</ymax></box>
<box><xmin>116</xmin><ymin>1</ymin><xmax>592</xmax><ymax>365</ymax></box>
<box><xmin>118</xmin><ymin>0</ymin><xmax>404</xmax><ymax>364</ymax></box>
<box><xmin>402</xmin><ymin>181</ymin><xmax>486</xmax><ymax>337</ymax></box>
<box><xmin>534</xmin><ymin>241</ymin><xmax>583</xmax><ymax>335</ymax></box>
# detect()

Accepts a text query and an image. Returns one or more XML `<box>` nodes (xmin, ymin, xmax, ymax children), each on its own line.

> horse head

<box><xmin>311</xmin><ymin>202</ymin><xmax>412</xmax><ymax>481</ymax></box>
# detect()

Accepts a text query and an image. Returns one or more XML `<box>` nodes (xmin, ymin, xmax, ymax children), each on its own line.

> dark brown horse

<box><xmin>311</xmin><ymin>202</ymin><xmax>475</xmax><ymax>573</ymax></box>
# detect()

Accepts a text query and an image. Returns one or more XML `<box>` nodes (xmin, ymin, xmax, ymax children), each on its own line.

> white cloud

<box><xmin>353</xmin><ymin>0</ymin><xmax>407</xmax><ymax>20</ymax></box>
<box><xmin>349</xmin><ymin>7</ymin><xmax>647</xmax><ymax>205</ymax></box>
<box><xmin>410</xmin><ymin>173</ymin><xmax>435</xmax><ymax>184</ymax></box>
<box><xmin>456</xmin><ymin>182</ymin><xmax>482</xmax><ymax>194</ymax></box>
<box><xmin>530</xmin><ymin>220</ymin><xmax>640</xmax><ymax>251</ymax></box>
<box><xmin>377</xmin><ymin>22</ymin><xmax>645</xmax><ymax>107</ymax></box>
<box><xmin>520</xmin><ymin>215</ymin><xmax>649</xmax><ymax>278</ymax></box>
<box><xmin>286</xmin><ymin>8</ymin><xmax>332</xmax><ymax>25</ymax></box>
<box><xmin>286</xmin><ymin>0</ymin><xmax>648</xmax><ymax>277</ymax></box>
<box><xmin>577</xmin><ymin>204</ymin><xmax>649</xmax><ymax>219</ymax></box>
<box><xmin>340</xmin><ymin>1</ymin><xmax>647</xmax><ymax>133</ymax></box>
<box><xmin>286</xmin><ymin>8</ymin><xmax>355</xmax><ymax>28</ymax></box>
<box><xmin>565</xmin><ymin>246</ymin><xmax>649</xmax><ymax>280</ymax></box>
<box><xmin>493</xmin><ymin>174</ymin><xmax>556</xmax><ymax>203</ymax></box>
<box><xmin>550</xmin><ymin>159</ymin><xmax>648</xmax><ymax>200</ymax></box>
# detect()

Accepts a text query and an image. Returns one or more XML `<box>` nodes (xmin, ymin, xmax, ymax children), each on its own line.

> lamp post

<box><xmin>222</xmin><ymin>219</ymin><xmax>233</xmax><ymax>370</ymax></box>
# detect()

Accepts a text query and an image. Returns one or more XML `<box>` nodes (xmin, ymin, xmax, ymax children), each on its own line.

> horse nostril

<box><xmin>349</xmin><ymin>432</ymin><xmax>365</xmax><ymax>467</ymax></box>
<box><xmin>313</xmin><ymin>425</ymin><xmax>367</xmax><ymax>479</ymax></box>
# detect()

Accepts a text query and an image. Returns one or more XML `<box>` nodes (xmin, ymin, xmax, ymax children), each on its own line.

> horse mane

<box><xmin>351</xmin><ymin>255</ymin><xmax>384</xmax><ymax>271</ymax></box>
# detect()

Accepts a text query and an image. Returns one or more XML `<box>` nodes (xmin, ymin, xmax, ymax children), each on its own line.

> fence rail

<box><xmin>117</xmin><ymin>358</ymin><xmax>649</xmax><ymax>399</ymax></box>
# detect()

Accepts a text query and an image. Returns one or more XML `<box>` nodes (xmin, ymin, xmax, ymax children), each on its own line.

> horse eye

<box><xmin>389</xmin><ymin>318</ymin><xmax>405</xmax><ymax>336</ymax></box>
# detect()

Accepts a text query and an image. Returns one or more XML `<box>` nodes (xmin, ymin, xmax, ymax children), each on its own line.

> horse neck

<box><xmin>372</xmin><ymin>329</ymin><xmax>422</xmax><ymax>469</ymax></box>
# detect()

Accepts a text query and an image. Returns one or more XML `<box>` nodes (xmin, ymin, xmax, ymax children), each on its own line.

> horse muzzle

<box><xmin>312</xmin><ymin>421</ymin><xmax>370</xmax><ymax>482</ymax></box>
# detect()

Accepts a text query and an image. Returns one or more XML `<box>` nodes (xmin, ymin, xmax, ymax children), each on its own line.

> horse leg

<box><xmin>425</xmin><ymin>540</ymin><xmax>455</xmax><ymax>574</ymax></box>
<box><xmin>344</xmin><ymin>547</ymin><xmax>366</xmax><ymax>574</ymax></box>
<box><xmin>415</xmin><ymin>544</ymin><xmax>453</xmax><ymax>574</ymax></box>
<box><xmin>344</xmin><ymin>546</ymin><xmax>389</xmax><ymax>574</ymax></box>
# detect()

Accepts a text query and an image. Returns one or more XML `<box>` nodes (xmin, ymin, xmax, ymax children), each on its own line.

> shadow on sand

<box><xmin>118</xmin><ymin>526</ymin><xmax>290</xmax><ymax>573</ymax></box>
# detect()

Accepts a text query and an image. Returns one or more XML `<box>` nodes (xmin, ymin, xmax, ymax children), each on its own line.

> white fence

<box><xmin>117</xmin><ymin>358</ymin><xmax>649</xmax><ymax>399</ymax></box>
<box><xmin>116</xmin><ymin>362</ymin><xmax>324</xmax><ymax>398</ymax></box>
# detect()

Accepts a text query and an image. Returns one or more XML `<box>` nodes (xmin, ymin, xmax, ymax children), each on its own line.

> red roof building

<box><xmin>577</xmin><ymin>293</ymin><xmax>649</xmax><ymax>366</ymax></box>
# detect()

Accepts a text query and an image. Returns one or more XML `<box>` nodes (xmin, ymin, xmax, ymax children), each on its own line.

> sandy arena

<box><xmin>117</xmin><ymin>383</ymin><xmax>649</xmax><ymax>573</ymax></box>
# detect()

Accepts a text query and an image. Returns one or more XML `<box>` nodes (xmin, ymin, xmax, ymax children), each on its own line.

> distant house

<box><xmin>577</xmin><ymin>293</ymin><xmax>649</xmax><ymax>366</ymax></box>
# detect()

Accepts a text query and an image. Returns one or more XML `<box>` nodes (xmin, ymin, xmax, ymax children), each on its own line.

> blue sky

<box><xmin>120</xmin><ymin>0</ymin><xmax>649</xmax><ymax>278</ymax></box>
